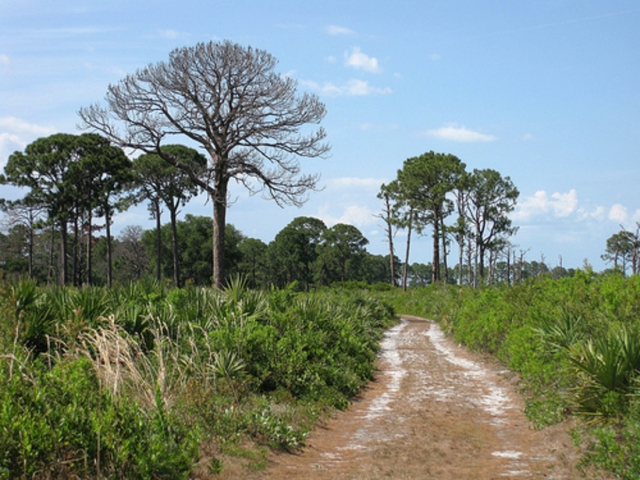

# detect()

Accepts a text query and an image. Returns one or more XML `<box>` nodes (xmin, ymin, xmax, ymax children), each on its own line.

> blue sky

<box><xmin>1</xmin><ymin>0</ymin><xmax>640</xmax><ymax>270</ymax></box>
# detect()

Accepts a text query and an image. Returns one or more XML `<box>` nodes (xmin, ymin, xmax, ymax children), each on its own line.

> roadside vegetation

<box><xmin>0</xmin><ymin>277</ymin><xmax>395</xmax><ymax>478</ymax></box>
<box><xmin>384</xmin><ymin>270</ymin><xmax>640</xmax><ymax>479</ymax></box>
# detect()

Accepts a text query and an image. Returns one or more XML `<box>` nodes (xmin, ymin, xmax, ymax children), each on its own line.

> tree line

<box><xmin>378</xmin><ymin>151</ymin><xmax>521</xmax><ymax>288</ymax></box>
<box><xmin>602</xmin><ymin>223</ymin><xmax>640</xmax><ymax>275</ymax></box>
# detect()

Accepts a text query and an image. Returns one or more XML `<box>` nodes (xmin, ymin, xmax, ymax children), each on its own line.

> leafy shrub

<box><xmin>0</xmin><ymin>278</ymin><xmax>396</xmax><ymax>477</ymax></box>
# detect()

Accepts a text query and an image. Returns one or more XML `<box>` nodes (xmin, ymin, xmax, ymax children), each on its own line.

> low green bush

<box><xmin>0</xmin><ymin>280</ymin><xmax>396</xmax><ymax>477</ymax></box>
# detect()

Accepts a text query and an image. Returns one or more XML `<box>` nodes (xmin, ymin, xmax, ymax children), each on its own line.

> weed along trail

<box><xmin>253</xmin><ymin>316</ymin><xmax>588</xmax><ymax>480</ymax></box>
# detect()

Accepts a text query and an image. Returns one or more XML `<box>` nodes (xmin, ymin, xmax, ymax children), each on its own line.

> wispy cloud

<box><xmin>609</xmin><ymin>204</ymin><xmax>629</xmax><ymax>223</ymax></box>
<box><xmin>425</xmin><ymin>123</ymin><xmax>497</xmax><ymax>142</ymax></box>
<box><xmin>327</xmin><ymin>25</ymin><xmax>354</xmax><ymax>36</ymax></box>
<box><xmin>302</xmin><ymin>79</ymin><xmax>391</xmax><ymax>97</ymax></box>
<box><xmin>344</xmin><ymin>47</ymin><xmax>381</xmax><ymax>73</ymax></box>
<box><xmin>603</xmin><ymin>204</ymin><xmax>640</xmax><ymax>227</ymax></box>
<box><xmin>318</xmin><ymin>203</ymin><xmax>377</xmax><ymax>228</ymax></box>
<box><xmin>0</xmin><ymin>117</ymin><xmax>58</xmax><ymax>170</ymax></box>
<box><xmin>158</xmin><ymin>29</ymin><xmax>181</xmax><ymax>39</ymax></box>
<box><xmin>314</xmin><ymin>177</ymin><xmax>387</xmax><ymax>228</ymax></box>
<box><xmin>512</xmin><ymin>189</ymin><xmax>578</xmax><ymax>221</ymax></box>
<box><xmin>359</xmin><ymin>122</ymin><xmax>398</xmax><ymax>132</ymax></box>
<box><xmin>0</xmin><ymin>54</ymin><xmax>9</xmax><ymax>66</ymax></box>
<box><xmin>0</xmin><ymin>117</ymin><xmax>57</xmax><ymax>137</ymax></box>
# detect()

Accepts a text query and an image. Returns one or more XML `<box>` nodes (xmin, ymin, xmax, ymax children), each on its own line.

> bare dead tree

<box><xmin>79</xmin><ymin>40</ymin><xmax>329</xmax><ymax>288</ymax></box>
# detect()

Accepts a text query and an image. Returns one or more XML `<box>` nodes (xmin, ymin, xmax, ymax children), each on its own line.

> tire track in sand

<box><xmin>235</xmin><ymin>317</ymin><xmax>607</xmax><ymax>479</ymax></box>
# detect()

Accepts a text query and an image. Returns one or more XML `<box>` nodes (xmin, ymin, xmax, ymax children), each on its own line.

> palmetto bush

<box><xmin>569</xmin><ymin>324</ymin><xmax>640</xmax><ymax>419</ymax></box>
<box><xmin>0</xmin><ymin>278</ymin><xmax>396</xmax><ymax>477</ymax></box>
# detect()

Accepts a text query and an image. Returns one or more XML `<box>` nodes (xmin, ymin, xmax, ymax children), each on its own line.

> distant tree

<box><xmin>114</xmin><ymin>225</ymin><xmax>149</xmax><ymax>283</ymax></box>
<box><xmin>408</xmin><ymin>262</ymin><xmax>432</xmax><ymax>287</ymax></box>
<box><xmin>224</xmin><ymin>224</ymin><xmax>245</xmax><ymax>281</ymax></box>
<box><xmin>2</xmin><ymin>134</ymin><xmax>75</xmax><ymax>284</ymax></box>
<box><xmin>79</xmin><ymin>40</ymin><xmax>329</xmax><ymax>288</ymax></box>
<box><xmin>316</xmin><ymin>223</ymin><xmax>369</xmax><ymax>284</ymax></box>
<box><xmin>378</xmin><ymin>179</ymin><xmax>415</xmax><ymax>290</ymax></box>
<box><xmin>140</xmin><ymin>216</ymin><xmax>246</xmax><ymax>286</ymax></box>
<box><xmin>80</xmin><ymin>134</ymin><xmax>133</xmax><ymax>287</ymax></box>
<box><xmin>464</xmin><ymin>168</ymin><xmax>519</xmax><ymax>286</ymax></box>
<box><xmin>396</xmin><ymin>152</ymin><xmax>465</xmax><ymax>283</ymax></box>
<box><xmin>237</xmin><ymin>238</ymin><xmax>268</xmax><ymax>289</ymax></box>
<box><xmin>267</xmin><ymin>216</ymin><xmax>326</xmax><ymax>289</ymax></box>
<box><xmin>359</xmin><ymin>253</ymin><xmax>398</xmax><ymax>285</ymax></box>
<box><xmin>376</xmin><ymin>185</ymin><xmax>400</xmax><ymax>287</ymax></box>
<box><xmin>1</xmin><ymin>133</ymin><xmax>131</xmax><ymax>286</ymax></box>
<box><xmin>132</xmin><ymin>145</ymin><xmax>206</xmax><ymax>286</ymax></box>
<box><xmin>602</xmin><ymin>226</ymin><xmax>640</xmax><ymax>275</ymax></box>
<box><xmin>0</xmin><ymin>199</ymin><xmax>46</xmax><ymax>279</ymax></box>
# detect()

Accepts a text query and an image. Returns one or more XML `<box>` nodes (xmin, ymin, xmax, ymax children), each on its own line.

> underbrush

<box><xmin>382</xmin><ymin>271</ymin><xmax>640</xmax><ymax>479</ymax></box>
<box><xmin>0</xmin><ymin>278</ymin><xmax>396</xmax><ymax>478</ymax></box>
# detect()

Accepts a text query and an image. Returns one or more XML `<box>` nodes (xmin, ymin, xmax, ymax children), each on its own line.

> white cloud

<box><xmin>609</xmin><ymin>203</ymin><xmax>628</xmax><ymax>223</ymax></box>
<box><xmin>317</xmin><ymin>203</ymin><xmax>377</xmax><ymax>228</ymax></box>
<box><xmin>428</xmin><ymin>53</ymin><xmax>440</xmax><ymax>61</ymax></box>
<box><xmin>0</xmin><ymin>117</ymin><xmax>58</xmax><ymax>170</ymax></box>
<box><xmin>0</xmin><ymin>117</ymin><xmax>57</xmax><ymax>137</ymax></box>
<box><xmin>551</xmin><ymin>190</ymin><xmax>579</xmax><ymax>217</ymax></box>
<box><xmin>344</xmin><ymin>47</ymin><xmax>381</xmax><ymax>73</ymax></box>
<box><xmin>522</xmin><ymin>133</ymin><xmax>534</xmax><ymax>141</ymax></box>
<box><xmin>325</xmin><ymin>55</ymin><xmax>337</xmax><ymax>64</ymax></box>
<box><xmin>0</xmin><ymin>54</ymin><xmax>9</xmax><ymax>65</ymax></box>
<box><xmin>587</xmin><ymin>206</ymin><xmax>606</xmax><ymax>221</ymax></box>
<box><xmin>0</xmin><ymin>133</ymin><xmax>26</xmax><ymax>169</ymax></box>
<box><xmin>158</xmin><ymin>29</ymin><xmax>181</xmax><ymax>39</ymax></box>
<box><xmin>425</xmin><ymin>124</ymin><xmax>497</xmax><ymax>142</ymax></box>
<box><xmin>301</xmin><ymin>79</ymin><xmax>391</xmax><ymax>97</ymax></box>
<box><xmin>512</xmin><ymin>189</ymin><xmax>578</xmax><ymax>221</ymax></box>
<box><xmin>327</xmin><ymin>25</ymin><xmax>354</xmax><ymax>36</ymax></box>
<box><xmin>359</xmin><ymin>122</ymin><xmax>398</xmax><ymax>132</ymax></box>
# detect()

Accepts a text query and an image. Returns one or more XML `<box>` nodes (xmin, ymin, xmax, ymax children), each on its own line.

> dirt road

<box><xmin>235</xmin><ymin>316</ymin><xmax>609</xmax><ymax>479</ymax></box>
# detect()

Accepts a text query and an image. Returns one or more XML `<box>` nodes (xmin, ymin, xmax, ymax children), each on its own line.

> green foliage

<box><xmin>0</xmin><ymin>356</ymin><xmax>198</xmax><ymax>479</ymax></box>
<box><xmin>0</xmin><ymin>278</ymin><xmax>395</xmax><ymax>477</ymax></box>
<box><xmin>569</xmin><ymin>325</ymin><xmax>640</xmax><ymax>419</ymax></box>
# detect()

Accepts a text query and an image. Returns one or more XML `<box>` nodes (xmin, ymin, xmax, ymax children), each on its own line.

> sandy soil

<box><xmin>212</xmin><ymin>316</ymin><xmax>613</xmax><ymax>479</ymax></box>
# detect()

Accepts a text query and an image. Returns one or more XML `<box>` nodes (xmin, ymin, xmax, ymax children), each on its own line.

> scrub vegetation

<box><xmin>385</xmin><ymin>271</ymin><xmax>640</xmax><ymax>479</ymax></box>
<box><xmin>0</xmin><ymin>277</ymin><xmax>395</xmax><ymax>478</ymax></box>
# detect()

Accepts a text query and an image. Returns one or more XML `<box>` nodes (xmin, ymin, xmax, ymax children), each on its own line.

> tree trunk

<box><xmin>383</xmin><ymin>196</ymin><xmax>396</xmax><ymax>287</ymax></box>
<box><xmin>105</xmin><ymin>207</ymin><xmax>113</xmax><ymax>288</ymax></box>
<box><xmin>86</xmin><ymin>208</ymin><xmax>92</xmax><ymax>287</ymax></box>
<box><xmin>169</xmin><ymin>206</ymin><xmax>180</xmax><ymax>287</ymax></box>
<box><xmin>212</xmin><ymin>181</ymin><xmax>228</xmax><ymax>289</ymax></box>
<box><xmin>432</xmin><ymin>211</ymin><xmax>441</xmax><ymax>284</ymax></box>
<box><xmin>440</xmin><ymin>215</ymin><xmax>448</xmax><ymax>284</ymax></box>
<box><xmin>457</xmin><ymin>231</ymin><xmax>464</xmax><ymax>285</ymax></box>
<box><xmin>48</xmin><ymin>225</ymin><xmax>55</xmax><ymax>284</ymax></box>
<box><xmin>154</xmin><ymin>200</ymin><xmax>162</xmax><ymax>282</ymax></box>
<box><xmin>72</xmin><ymin>213</ymin><xmax>79</xmax><ymax>286</ymax></box>
<box><xmin>473</xmin><ymin>232</ymin><xmax>479</xmax><ymax>289</ymax></box>
<box><xmin>478</xmin><ymin>243</ymin><xmax>486</xmax><ymax>285</ymax></box>
<box><xmin>59</xmin><ymin>220</ymin><xmax>68</xmax><ymax>285</ymax></box>
<box><xmin>402</xmin><ymin>209</ymin><xmax>413</xmax><ymax>291</ymax></box>
<box><xmin>28</xmin><ymin>213</ymin><xmax>34</xmax><ymax>280</ymax></box>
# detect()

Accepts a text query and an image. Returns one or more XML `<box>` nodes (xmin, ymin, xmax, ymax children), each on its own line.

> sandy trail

<box><xmin>230</xmin><ymin>316</ymin><xmax>607</xmax><ymax>479</ymax></box>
